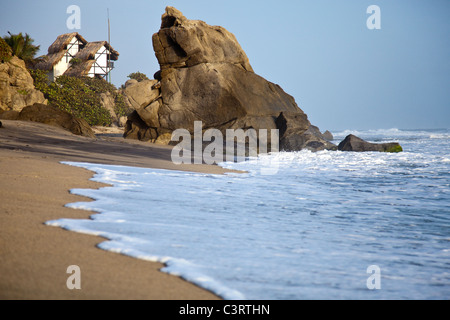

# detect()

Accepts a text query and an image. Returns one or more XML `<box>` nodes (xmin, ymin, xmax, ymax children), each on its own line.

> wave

<box><xmin>46</xmin><ymin>143</ymin><xmax>450</xmax><ymax>300</ymax></box>
<box><xmin>429</xmin><ymin>133</ymin><xmax>450</xmax><ymax>139</ymax></box>
<box><xmin>331</xmin><ymin>128</ymin><xmax>450</xmax><ymax>141</ymax></box>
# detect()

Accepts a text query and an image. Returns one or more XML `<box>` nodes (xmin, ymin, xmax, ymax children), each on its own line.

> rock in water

<box><xmin>124</xmin><ymin>6</ymin><xmax>334</xmax><ymax>152</ymax></box>
<box><xmin>338</xmin><ymin>134</ymin><xmax>403</xmax><ymax>153</ymax></box>
<box><xmin>322</xmin><ymin>130</ymin><xmax>334</xmax><ymax>141</ymax></box>
<box><xmin>276</xmin><ymin>113</ymin><xmax>336</xmax><ymax>151</ymax></box>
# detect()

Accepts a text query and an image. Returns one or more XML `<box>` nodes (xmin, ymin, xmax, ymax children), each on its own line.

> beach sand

<box><xmin>0</xmin><ymin>120</ymin><xmax>226</xmax><ymax>300</ymax></box>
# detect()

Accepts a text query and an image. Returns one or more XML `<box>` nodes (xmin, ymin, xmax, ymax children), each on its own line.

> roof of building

<box><xmin>34</xmin><ymin>33</ymin><xmax>118</xmax><ymax>76</ymax></box>
<box><xmin>34</xmin><ymin>33</ymin><xmax>88</xmax><ymax>71</ymax></box>
<box><xmin>64</xmin><ymin>41</ymin><xmax>119</xmax><ymax>77</ymax></box>
<box><xmin>47</xmin><ymin>32</ymin><xmax>87</xmax><ymax>54</ymax></box>
<box><xmin>63</xmin><ymin>59</ymin><xmax>96</xmax><ymax>77</ymax></box>
<box><xmin>73</xmin><ymin>41</ymin><xmax>119</xmax><ymax>61</ymax></box>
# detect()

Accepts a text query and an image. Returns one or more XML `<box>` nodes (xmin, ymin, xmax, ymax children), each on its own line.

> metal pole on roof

<box><xmin>107</xmin><ymin>8</ymin><xmax>111</xmax><ymax>84</ymax></box>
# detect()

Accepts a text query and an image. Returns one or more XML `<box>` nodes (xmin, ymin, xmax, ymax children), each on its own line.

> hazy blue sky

<box><xmin>1</xmin><ymin>0</ymin><xmax>449</xmax><ymax>130</ymax></box>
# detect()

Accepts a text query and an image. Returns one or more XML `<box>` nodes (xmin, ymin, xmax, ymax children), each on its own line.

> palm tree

<box><xmin>3</xmin><ymin>32</ymin><xmax>40</xmax><ymax>67</ymax></box>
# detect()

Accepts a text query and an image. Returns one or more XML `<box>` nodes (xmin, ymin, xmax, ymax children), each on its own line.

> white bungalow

<box><xmin>35</xmin><ymin>32</ymin><xmax>118</xmax><ymax>81</ymax></box>
<box><xmin>65</xmin><ymin>41</ymin><xmax>119</xmax><ymax>79</ymax></box>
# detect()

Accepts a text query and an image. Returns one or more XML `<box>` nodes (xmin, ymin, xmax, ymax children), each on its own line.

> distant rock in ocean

<box><xmin>322</xmin><ymin>130</ymin><xmax>334</xmax><ymax>141</ymax></box>
<box><xmin>338</xmin><ymin>134</ymin><xmax>403</xmax><ymax>153</ymax></box>
<box><xmin>124</xmin><ymin>6</ymin><xmax>334</xmax><ymax>152</ymax></box>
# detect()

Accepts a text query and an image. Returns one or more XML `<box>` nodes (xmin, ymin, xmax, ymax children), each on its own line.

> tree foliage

<box><xmin>30</xmin><ymin>69</ymin><xmax>131</xmax><ymax>126</ymax></box>
<box><xmin>127</xmin><ymin>71</ymin><xmax>149</xmax><ymax>82</ymax></box>
<box><xmin>3</xmin><ymin>32</ymin><xmax>40</xmax><ymax>67</ymax></box>
<box><xmin>0</xmin><ymin>37</ymin><xmax>12</xmax><ymax>62</ymax></box>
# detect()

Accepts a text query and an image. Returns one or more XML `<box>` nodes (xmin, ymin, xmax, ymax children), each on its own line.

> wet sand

<box><xmin>0</xmin><ymin>120</ymin><xmax>226</xmax><ymax>300</ymax></box>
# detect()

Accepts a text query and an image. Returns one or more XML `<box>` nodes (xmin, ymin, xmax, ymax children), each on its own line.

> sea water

<box><xmin>46</xmin><ymin>129</ymin><xmax>450</xmax><ymax>300</ymax></box>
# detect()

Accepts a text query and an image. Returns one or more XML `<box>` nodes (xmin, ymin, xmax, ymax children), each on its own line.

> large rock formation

<box><xmin>124</xmin><ymin>6</ymin><xmax>334</xmax><ymax>152</ymax></box>
<box><xmin>338</xmin><ymin>134</ymin><xmax>403</xmax><ymax>153</ymax></box>
<box><xmin>0</xmin><ymin>56</ymin><xmax>46</xmax><ymax>113</ymax></box>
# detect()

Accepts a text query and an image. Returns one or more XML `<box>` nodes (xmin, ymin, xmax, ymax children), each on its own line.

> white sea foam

<box><xmin>333</xmin><ymin>128</ymin><xmax>450</xmax><ymax>143</ymax></box>
<box><xmin>46</xmin><ymin>129</ymin><xmax>450</xmax><ymax>300</ymax></box>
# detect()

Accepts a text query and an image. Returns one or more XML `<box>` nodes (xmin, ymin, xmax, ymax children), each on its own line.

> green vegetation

<box><xmin>30</xmin><ymin>69</ymin><xmax>131</xmax><ymax>126</ymax></box>
<box><xmin>69</xmin><ymin>57</ymin><xmax>82</xmax><ymax>66</ymax></box>
<box><xmin>2</xmin><ymin>32</ymin><xmax>131</xmax><ymax>127</ymax></box>
<box><xmin>127</xmin><ymin>71</ymin><xmax>149</xmax><ymax>82</ymax></box>
<box><xmin>3</xmin><ymin>32</ymin><xmax>40</xmax><ymax>67</ymax></box>
<box><xmin>17</xmin><ymin>89</ymin><xmax>29</xmax><ymax>96</ymax></box>
<box><xmin>385</xmin><ymin>144</ymin><xmax>403</xmax><ymax>153</ymax></box>
<box><xmin>0</xmin><ymin>37</ymin><xmax>12</xmax><ymax>62</ymax></box>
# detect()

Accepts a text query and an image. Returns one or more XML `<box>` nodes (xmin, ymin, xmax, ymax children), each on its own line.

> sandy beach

<box><xmin>0</xmin><ymin>120</ymin><xmax>225</xmax><ymax>300</ymax></box>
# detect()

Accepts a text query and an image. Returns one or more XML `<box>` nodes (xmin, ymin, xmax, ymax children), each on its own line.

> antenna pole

<box><xmin>107</xmin><ymin>8</ymin><xmax>111</xmax><ymax>83</ymax></box>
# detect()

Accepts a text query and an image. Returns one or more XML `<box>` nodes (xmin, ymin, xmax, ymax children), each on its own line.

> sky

<box><xmin>1</xmin><ymin>0</ymin><xmax>449</xmax><ymax>131</ymax></box>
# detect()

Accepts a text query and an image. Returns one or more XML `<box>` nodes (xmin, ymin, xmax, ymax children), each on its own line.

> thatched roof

<box><xmin>47</xmin><ymin>32</ymin><xmax>87</xmax><ymax>54</ymax></box>
<box><xmin>33</xmin><ymin>51</ymin><xmax>65</xmax><ymax>71</ymax></box>
<box><xmin>34</xmin><ymin>33</ymin><xmax>88</xmax><ymax>71</ymax></box>
<box><xmin>64</xmin><ymin>60</ymin><xmax>95</xmax><ymax>77</ymax></box>
<box><xmin>64</xmin><ymin>41</ymin><xmax>119</xmax><ymax>77</ymax></box>
<box><xmin>34</xmin><ymin>33</ymin><xmax>119</xmax><ymax>77</ymax></box>
<box><xmin>74</xmin><ymin>41</ymin><xmax>119</xmax><ymax>61</ymax></box>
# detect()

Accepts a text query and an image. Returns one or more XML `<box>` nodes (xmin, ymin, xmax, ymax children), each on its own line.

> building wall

<box><xmin>53</xmin><ymin>57</ymin><xmax>68</xmax><ymax>80</ymax></box>
<box><xmin>87</xmin><ymin>46</ymin><xmax>111</xmax><ymax>77</ymax></box>
<box><xmin>51</xmin><ymin>36</ymin><xmax>82</xmax><ymax>81</ymax></box>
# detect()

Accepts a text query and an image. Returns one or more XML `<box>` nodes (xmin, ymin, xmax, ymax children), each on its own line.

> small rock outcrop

<box><xmin>99</xmin><ymin>91</ymin><xmax>119</xmax><ymax>126</ymax></box>
<box><xmin>338</xmin><ymin>134</ymin><xmax>403</xmax><ymax>153</ymax></box>
<box><xmin>2</xmin><ymin>103</ymin><xmax>95</xmax><ymax>138</ymax></box>
<box><xmin>0</xmin><ymin>56</ymin><xmax>46</xmax><ymax>113</ymax></box>
<box><xmin>276</xmin><ymin>113</ymin><xmax>336</xmax><ymax>151</ymax></box>
<box><xmin>322</xmin><ymin>130</ymin><xmax>334</xmax><ymax>141</ymax></box>
<box><xmin>124</xmin><ymin>6</ymin><xmax>334</xmax><ymax>152</ymax></box>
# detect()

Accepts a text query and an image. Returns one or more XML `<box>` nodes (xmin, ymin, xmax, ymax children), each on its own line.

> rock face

<box><xmin>322</xmin><ymin>130</ymin><xmax>334</xmax><ymax>141</ymax></box>
<box><xmin>123</xmin><ymin>79</ymin><xmax>160</xmax><ymax>110</ymax></box>
<box><xmin>338</xmin><ymin>134</ymin><xmax>403</xmax><ymax>153</ymax></box>
<box><xmin>0</xmin><ymin>56</ymin><xmax>46</xmax><ymax>113</ymax></box>
<box><xmin>2</xmin><ymin>103</ymin><xmax>95</xmax><ymax>138</ymax></box>
<box><xmin>99</xmin><ymin>92</ymin><xmax>119</xmax><ymax>126</ymax></box>
<box><xmin>124</xmin><ymin>6</ymin><xmax>334</xmax><ymax>152</ymax></box>
<box><xmin>276</xmin><ymin>113</ymin><xmax>336</xmax><ymax>151</ymax></box>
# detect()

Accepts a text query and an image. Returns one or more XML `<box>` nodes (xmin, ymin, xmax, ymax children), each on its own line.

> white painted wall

<box><xmin>87</xmin><ymin>45</ymin><xmax>112</xmax><ymax>77</ymax></box>
<box><xmin>51</xmin><ymin>36</ymin><xmax>81</xmax><ymax>81</ymax></box>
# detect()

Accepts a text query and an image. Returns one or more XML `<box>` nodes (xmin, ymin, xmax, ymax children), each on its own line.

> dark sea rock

<box><xmin>124</xmin><ymin>6</ymin><xmax>334</xmax><ymax>152</ymax></box>
<box><xmin>338</xmin><ymin>134</ymin><xmax>403</xmax><ymax>153</ymax></box>
<box><xmin>276</xmin><ymin>113</ymin><xmax>336</xmax><ymax>151</ymax></box>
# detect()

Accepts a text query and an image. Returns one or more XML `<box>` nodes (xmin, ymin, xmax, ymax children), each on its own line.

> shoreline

<box><xmin>0</xmin><ymin>120</ymin><xmax>224</xmax><ymax>300</ymax></box>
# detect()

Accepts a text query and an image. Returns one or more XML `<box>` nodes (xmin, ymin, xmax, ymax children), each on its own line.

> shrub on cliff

<box><xmin>29</xmin><ymin>69</ymin><xmax>131</xmax><ymax>126</ymax></box>
<box><xmin>0</xmin><ymin>37</ymin><xmax>12</xmax><ymax>63</ymax></box>
<box><xmin>127</xmin><ymin>71</ymin><xmax>149</xmax><ymax>82</ymax></box>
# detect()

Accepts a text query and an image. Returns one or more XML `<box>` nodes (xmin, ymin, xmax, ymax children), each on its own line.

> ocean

<box><xmin>46</xmin><ymin>128</ymin><xmax>450</xmax><ymax>300</ymax></box>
